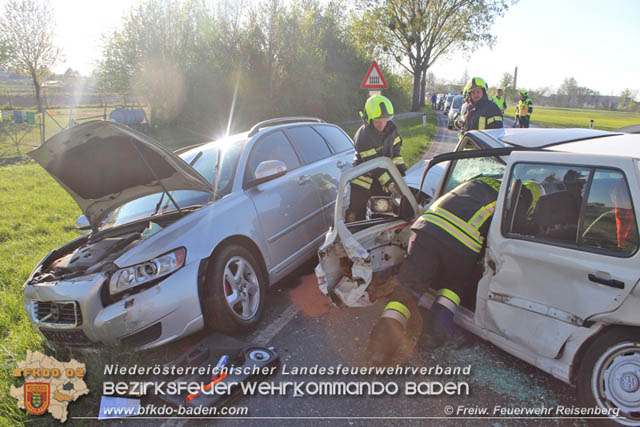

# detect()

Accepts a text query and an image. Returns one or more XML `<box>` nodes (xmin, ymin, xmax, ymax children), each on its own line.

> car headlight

<box><xmin>109</xmin><ymin>247</ymin><xmax>186</xmax><ymax>296</ymax></box>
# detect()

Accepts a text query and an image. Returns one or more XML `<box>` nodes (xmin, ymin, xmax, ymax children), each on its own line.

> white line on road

<box><xmin>251</xmin><ymin>304</ymin><xmax>300</xmax><ymax>347</ymax></box>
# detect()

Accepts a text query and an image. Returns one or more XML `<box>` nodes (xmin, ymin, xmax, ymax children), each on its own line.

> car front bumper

<box><xmin>23</xmin><ymin>262</ymin><xmax>204</xmax><ymax>350</ymax></box>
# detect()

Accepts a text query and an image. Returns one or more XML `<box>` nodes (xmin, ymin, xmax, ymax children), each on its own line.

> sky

<box><xmin>27</xmin><ymin>0</ymin><xmax>640</xmax><ymax>96</ymax></box>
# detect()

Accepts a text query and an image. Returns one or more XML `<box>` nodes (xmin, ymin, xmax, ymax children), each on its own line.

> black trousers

<box><xmin>391</xmin><ymin>230</ymin><xmax>481</xmax><ymax>309</ymax></box>
<box><xmin>519</xmin><ymin>115</ymin><xmax>530</xmax><ymax>128</ymax></box>
<box><xmin>348</xmin><ymin>179</ymin><xmax>388</xmax><ymax>221</ymax></box>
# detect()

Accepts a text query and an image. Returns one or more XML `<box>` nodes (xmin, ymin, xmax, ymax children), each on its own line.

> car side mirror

<box><xmin>248</xmin><ymin>160</ymin><xmax>287</xmax><ymax>187</ymax></box>
<box><xmin>75</xmin><ymin>215</ymin><xmax>91</xmax><ymax>231</ymax></box>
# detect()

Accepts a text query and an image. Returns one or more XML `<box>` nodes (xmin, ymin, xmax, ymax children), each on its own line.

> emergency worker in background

<box><xmin>347</xmin><ymin>95</ymin><xmax>406</xmax><ymax>222</ymax></box>
<box><xmin>460</xmin><ymin>77</ymin><xmax>504</xmax><ymax>133</ymax></box>
<box><xmin>492</xmin><ymin>88</ymin><xmax>507</xmax><ymax>114</ymax></box>
<box><xmin>367</xmin><ymin>176</ymin><xmax>501</xmax><ymax>365</ymax></box>
<box><xmin>516</xmin><ymin>90</ymin><xmax>533</xmax><ymax>128</ymax></box>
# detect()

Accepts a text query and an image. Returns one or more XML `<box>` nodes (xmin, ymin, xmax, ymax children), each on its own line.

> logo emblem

<box><xmin>24</xmin><ymin>383</ymin><xmax>50</xmax><ymax>415</ymax></box>
<box><xmin>621</xmin><ymin>373</ymin><xmax>639</xmax><ymax>393</ymax></box>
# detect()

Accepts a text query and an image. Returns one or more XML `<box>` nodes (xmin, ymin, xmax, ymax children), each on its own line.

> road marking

<box><xmin>252</xmin><ymin>304</ymin><xmax>300</xmax><ymax>347</ymax></box>
<box><xmin>158</xmin><ymin>305</ymin><xmax>299</xmax><ymax>427</ymax></box>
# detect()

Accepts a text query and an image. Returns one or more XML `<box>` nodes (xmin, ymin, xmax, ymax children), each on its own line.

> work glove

<box><xmin>367</xmin><ymin>317</ymin><xmax>406</xmax><ymax>366</ymax></box>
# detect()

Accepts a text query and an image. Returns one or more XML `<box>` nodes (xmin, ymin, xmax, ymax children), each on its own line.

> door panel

<box><xmin>246</xmin><ymin>131</ymin><xmax>325</xmax><ymax>273</ymax></box>
<box><xmin>484</xmin><ymin>151</ymin><xmax>640</xmax><ymax>359</ymax></box>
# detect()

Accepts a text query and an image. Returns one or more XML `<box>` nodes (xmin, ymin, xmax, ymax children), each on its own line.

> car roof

<box><xmin>477</xmin><ymin>128</ymin><xmax>640</xmax><ymax>159</ymax></box>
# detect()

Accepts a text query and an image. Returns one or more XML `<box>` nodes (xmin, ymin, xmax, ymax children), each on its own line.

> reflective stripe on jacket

<box><xmin>463</xmin><ymin>96</ymin><xmax>504</xmax><ymax>133</ymax></box>
<box><xmin>412</xmin><ymin>177</ymin><xmax>500</xmax><ymax>254</ymax></box>
<box><xmin>517</xmin><ymin>97</ymin><xmax>533</xmax><ymax>117</ymax></box>
<box><xmin>351</xmin><ymin>121</ymin><xmax>406</xmax><ymax>190</ymax></box>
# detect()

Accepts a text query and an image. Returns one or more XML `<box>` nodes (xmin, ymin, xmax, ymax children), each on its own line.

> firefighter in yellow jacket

<box><xmin>347</xmin><ymin>95</ymin><xmax>406</xmax><ymax>222</ymax></box>
<box><xmin>367</xmin><ymin>176</ymin><xmax>500</xmax><ymax>365</ymax></box>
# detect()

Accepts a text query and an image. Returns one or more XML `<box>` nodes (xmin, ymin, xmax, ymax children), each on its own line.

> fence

<box><xmin>0</xmin><ymin>105</ymin><xmax>150</xmax><ymax>163</ymax></box>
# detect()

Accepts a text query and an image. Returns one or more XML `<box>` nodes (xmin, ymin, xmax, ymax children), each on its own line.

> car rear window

<box><xmin>285</xmin><ymin>125</ymin><xmax>332</xmax><ymax>164</ymax></box>
<box><xmin>503</xmin><ymin>162</ymin><xmax>638</xmax><ymax>256</ymax></box>
<box><xmin>312</xmin><ymin>125</ymin><xmax>354</xmax><ymax>153</ymax></box>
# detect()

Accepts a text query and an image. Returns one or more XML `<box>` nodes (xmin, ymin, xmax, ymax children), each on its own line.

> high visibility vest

<box><xmin>412</xmin><ymin>177</ymin><xmax>500</xmax><ymax>253</ymax></box>
<box><xmin>517</xmin><ymin>97</ymin><xmax>532</xmax><ymax>117</ymax></box>
<box><xmin>492</xmin><ymin>95</ymin><xmax>505</xmax><ymax>110</ymax></box>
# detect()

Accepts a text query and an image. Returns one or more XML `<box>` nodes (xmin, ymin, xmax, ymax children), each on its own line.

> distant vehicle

<box><xmin>318</xmin><ymin>128</ymin><xmax>640</xmax><ymax>426</ymax></box>
<box><xmin>23</xmin><ymin>117</ymin><xmax>355</xmax><ymax>350</ymax></box>
<box><xmin>447</xmin><ymin>95</ymin><xmax>465</xmax><ymax>129</ymax></box>
<box><xmin>443</xmin><ymin>94</ymin><xmax>455</xmax><ymax>114</ymax></box>
<box><xmin>436</xmin><ymin>94</ymin><xmax>446</xmax><ymax>110</ymax></box>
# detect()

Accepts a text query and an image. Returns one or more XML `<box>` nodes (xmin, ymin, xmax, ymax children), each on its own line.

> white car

<box><xmin>447</xmin><ymin>95</ymin><xmax>465</xmax><ymax>129</ymax></box>
<box><xmin>317</xmin><ymin>128</ymin><xmax>640</xmax><ymax>425</ymax></box>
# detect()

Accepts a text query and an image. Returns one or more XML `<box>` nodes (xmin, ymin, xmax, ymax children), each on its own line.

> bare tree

<box><xmin>0</xmin><ymin>0</ymin><xmax>62</xmax><ymax>112</ymax></box>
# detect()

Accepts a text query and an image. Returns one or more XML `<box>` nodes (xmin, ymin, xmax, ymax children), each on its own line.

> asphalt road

<box><xmin>144</xmin><ymin>111</ymin><xmax>590</xmax><ymax>427</ymax></box>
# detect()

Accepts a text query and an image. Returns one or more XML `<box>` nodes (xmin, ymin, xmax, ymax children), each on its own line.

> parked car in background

<box><xmin>23</xmin><ymin>117</ymin><xmax>355</xmax><ymax>350</ymax></box>
<box><xmin>317</xmin><ymin>128</ymin><xmax>640</xmax><ymax>425</ymax></box>
<box><xmin>447</xmin><ymin>95</ymin><xmax>465</xmax><ymax>129</ymax></box>
<box><xmin>443</xmin><ymin>94</ymin><xmax>455</xmax><ymax>114</ymax></box>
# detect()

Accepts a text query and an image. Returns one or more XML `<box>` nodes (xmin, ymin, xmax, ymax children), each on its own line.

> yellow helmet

<box><xmin>363</xmin><ymin>95</ymin><xmax>394</xmax><ymax>123</ymax></box>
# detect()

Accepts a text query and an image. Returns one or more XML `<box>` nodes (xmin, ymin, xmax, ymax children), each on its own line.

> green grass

<box><xmin>0</xmin><ymin>164</ymin><xmax>81</xmax><ymax>425</ymax></box>
<box><xmin>340</xmin><ymin>107</ymin><xmax>438</xmax><ymax>168</ymax></box>
<box><xmin>504</xmin><ymin>106</ymin><xmax>640</xmax><ymax>131</ymax></box>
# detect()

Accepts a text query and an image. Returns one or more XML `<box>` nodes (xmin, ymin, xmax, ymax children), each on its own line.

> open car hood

<box><xmin>29</xmin><ymin>121</ymin><xmax>214</xmax><ymax>229</ymax></box>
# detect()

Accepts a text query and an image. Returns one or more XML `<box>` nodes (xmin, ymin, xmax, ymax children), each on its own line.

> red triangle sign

<box><xmin>361</xmin><ymin>61</ymin><xmax>388</xmax><ymax>89</ymax></box>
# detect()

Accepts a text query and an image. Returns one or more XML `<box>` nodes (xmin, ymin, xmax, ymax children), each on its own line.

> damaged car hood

<box><xmin>29</xmin><ymin>121</ymin><xmax>214</xmax><ymax>229</ymax></box>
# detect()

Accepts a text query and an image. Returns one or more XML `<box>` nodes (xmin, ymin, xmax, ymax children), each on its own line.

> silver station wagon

<box><xmin>24</xmin><ymin>117</ymin><xmax>354</xmax><ymax>350</ymax></box>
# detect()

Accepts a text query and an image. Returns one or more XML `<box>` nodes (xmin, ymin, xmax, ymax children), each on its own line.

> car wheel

<box><xmin>202</xmin><ymin>244</ymin><xmax>266</xmax><ymax>334</ymax></box>
<box><xmin>577</xmin><ymin>328</ymin><xmax>640</xmax><ymax>426</ymax></box>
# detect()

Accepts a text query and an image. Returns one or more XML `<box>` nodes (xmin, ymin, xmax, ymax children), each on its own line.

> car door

<box><xmin>484</xmin><ymin>151</ymin><xmax>640</xmax><ymax>359</ymax></box>
<box><xmin>309</xmin><ymin>124</ymin><xmax>355</xmax><ymax>225</ymax></box>
<box><xmin>283</xmin><ymin>125</ymin><xmax>353</xmax><ymax>230</ymax></box>
<box><xmin>245</xmin><ymin>130</ymin><xmax>325</xmax><ymax>275</ymax></box>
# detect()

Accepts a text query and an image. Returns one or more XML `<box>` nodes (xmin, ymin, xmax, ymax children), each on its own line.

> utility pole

<box><xmin>513</xmin><ymin>66</ymin><xmax>518</xmax><ymax>90</ymax></box>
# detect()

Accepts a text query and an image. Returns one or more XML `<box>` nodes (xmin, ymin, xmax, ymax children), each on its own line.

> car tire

<box><xmin>202</xmin><ymin>244</ymin><xmax>266</xmax><ymax>335</ymax></box>
<box><xmin>576</xmin><ymin>327</ymin><xmax>640</xmax><ymax>426</ymax></box>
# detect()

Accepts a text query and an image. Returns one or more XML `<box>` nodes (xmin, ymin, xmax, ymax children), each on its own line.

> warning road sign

<box><xmin>360</xmin><ymin>61</ymin><xmax>388</xmax><ymax>89</ymax></box>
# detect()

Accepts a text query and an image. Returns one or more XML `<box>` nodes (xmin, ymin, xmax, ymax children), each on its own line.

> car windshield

<box><xmin>452</xmin><ymin>96</ymin><xmax>464</xmax><ymax>108</ymax></box>
<box><xmin>447</xmin><ymin>95</ymin><xmax>454</xmax><ymax>102</ymax></box>
<box><xmin>99</xmin><ymin>137</ymin><xmax>245</xmax><ymax>230</ymax></box>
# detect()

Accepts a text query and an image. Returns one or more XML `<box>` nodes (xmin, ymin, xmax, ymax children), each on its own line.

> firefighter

<box><xmin>516</xmin><ymin>90</ymin><xmax>533</xmax><ymax>128</ymax></box>
<box><xmin>492</xmin><ymin>88</ymin><xmax>507</xmax><ymax>115</ymax></box>
<box><xmin>367</xmin><ymin>176</ymin><xmax>501</xmax><ymax>366</ymax></box>
<box><xmin>346</xmin><ymin>95</ymin><xmax>406</xmax><ymax>222</ymax></box>
<box><xmin>460</xmin><ymin>77</ymin><xmax>504</xmax><ymax>132</ymax></box>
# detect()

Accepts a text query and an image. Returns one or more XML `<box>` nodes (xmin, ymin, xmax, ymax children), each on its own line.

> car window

<box><xmin>503</xmin><ymin>162</ymin><xmax>590</xmax><ymax>247</ymax></box>
<box><xmin>580</xmin><ymin>169</ymin><xmax>638</xmax><ymax>255</ymax></box>
<box><xmin>285</xmin><ymin>126</ymin><xmax>332</xmax><ymax>164</ymax></box>
<box><xmin>181</xmin><ymin>141</ymin><xmax>243</xmax><ymax>194</ymax></box>
<box><xmin>246</xmin><ymin>131</ymin><xmax>300</xmax><ymax>180</ymax></box>
<box><xmin>312</xmin><ymin>125</ymin><xmax>354</xmax><ymax>153</ymax></box>
<box><xmin>452</xmin><ymin>96</ymin><xmax>464</xmax><ymax>109</ymax></box>
<box><xmin>444</xmin><ymin>155</ymin><xmax>505</xmax><ymax>193</ymax></box>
